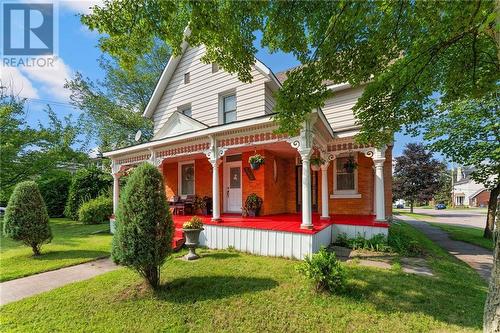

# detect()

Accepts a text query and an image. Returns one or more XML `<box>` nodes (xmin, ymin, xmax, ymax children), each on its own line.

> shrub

<box><xmin>78</xmin><ymin>196</ymin><xmax>113</xmax><ymax>225</ymax></box>
<box><xmin>297</xmin><ymin>247</ymin><xmax>346</xmax><ymax>293</ymax></box>
<box><xmin>183</xmin><ymin>216</ymin><xmax>203</xmax><ymax>229</ymax></box>
<box><xmin>388</xmin><ymin>223</ymin><xmax>425</xmax><ymax>256</ymax></box>
<box><xmin>3</xmin><ymin>181</ymin><xmax>52</xmax><ymax>255</ymax></box>
<box><xmin>111</xmin><ymin>163</ymin><xmax>173</xmax><ymax>289</ymax></box>
<box><xmin>335</xmin><ymin>233</ymin><xmax>392</xmax><ymax>252</ymax></box>
<box><xmin>37</xmin><ymin>170</ymin><xmax>72</xmax><ymax>217</ymax></box>
<box><xmin>64</xmin><ymin>166</ymin><xmax>112</xmax><ymax>220</ymax></box>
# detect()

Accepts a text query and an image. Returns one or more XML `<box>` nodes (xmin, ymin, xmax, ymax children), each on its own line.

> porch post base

<box><xmin>320</xmin><ymin>216</ymin><xmax>331</xmax><ymax>220</ymax></box>
<box><xmin>300</xmin><ymin>224</ymin><xmax>314</xmax><ymax>230</ymax></box>
<box><xmin>375</xmin><ymin>218</ymin><xmax>386</xmax><ymax>222</ymax></box>
<box><xmin>211</xmin><ymin>218</ymin><xmax>222</xmax><ymax>222</ymax></box>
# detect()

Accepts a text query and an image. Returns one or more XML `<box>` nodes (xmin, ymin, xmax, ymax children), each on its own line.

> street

<box><xmin>401</xmin><ymin>207</ymin><xmax>487</xmax><ymax>229</ymax></box>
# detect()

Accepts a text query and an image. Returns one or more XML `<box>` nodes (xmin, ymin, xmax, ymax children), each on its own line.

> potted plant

<box><xmin>249</xmin><ymin>154</ymin><xmax>265</xmax><ymax>170</ymax></box>
<box><xmin>192</xmin><ymin>195</ymin><xmax>207</xmax><ymax>215</ymax></box>
<box><xmin>244</xmin><ymin>193</ymin><xmax>263</xmax><ymax>217</ymax></box>
<box><xmin>343</xmin><ymin>157</ymin><xmax>357</xmax><ymax>174</ymax></box>
<box><xmin>182</xmin><ymin>216</ymin><xmax>204</xmax><ymax>260</ymax></box>
<box><xmin>310</xmin><ymin>156</ymin><xmax>325</xmax><ymax>171</ymax></box>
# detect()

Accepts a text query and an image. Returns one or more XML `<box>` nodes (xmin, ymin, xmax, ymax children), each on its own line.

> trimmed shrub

<box><xmin>78</xmin><ymin>196</ymin><xmax>113</xmax><ymax>225</ymax></box>
<box><xmin>37</xmin><ymin>170</ymin><xmax>72</xmax><ymax>217</ymax></box>
<box><xmin>111</xmin><ymin>163</ymin><xmax>173</xmax><ymax>289</ymax></box>
<box><xmin>3</xmin><ymin>181</ymin><xmax>52</xmax><ymax>255</ymax></box>
<box><xmin>297</xmin><ymin>247</ymin><xmax>346</xmax><ymax>293</ymax></box>
<box><xmin>64</xmin><ymin>166</ymin><xmax>112</xmax><ymax>220</ymax></box>
<box><xmin>335</xmin><ymin>233</ymin><xmax>392</xmax><ymax>252</ymax></box>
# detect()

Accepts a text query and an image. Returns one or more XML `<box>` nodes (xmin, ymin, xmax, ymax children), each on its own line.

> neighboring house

<box><xmin>104</xmin><ymin>31</ymin><xmax>393</xmax><ymax>259</ymax></box>
<box><xmin>452</xmin><ymin>167</ymin><xmax>490</xmax><ymax>207</ymax></box>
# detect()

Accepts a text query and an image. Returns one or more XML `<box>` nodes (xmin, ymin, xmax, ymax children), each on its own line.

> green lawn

<box><xmin>0</xmin><ymin>222</ymin><xmax>487</xmax><ymax>332</ymax></box>
<box><xmin>0</xmin><ymin>218</ymin><xmax>112</xmax><ymax>282</ymax></box>
<box><xmin>429</xmin><ymin>223</ymin><xmax>494</xmax><ymax>251</ymax></box>
<box><xmin>393</xmin><ymin>209</ymin><xmax>435</xmax><ymax>221</ymax></box>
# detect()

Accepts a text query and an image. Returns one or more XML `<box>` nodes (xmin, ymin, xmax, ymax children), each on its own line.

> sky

<box><xmin>0</xmin><ymin>0</ymin><xmax>427</xmax><ymax>159</ymax></box>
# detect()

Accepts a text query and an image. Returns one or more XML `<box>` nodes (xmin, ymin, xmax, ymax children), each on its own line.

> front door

<box><xmin>295</xmin><ymin>165</ymin><xmax>318</xmax><ymax>213</ymax></box>
<box><xmin>224</xmin><ymin>161</ymin><xmax>242</xmax><ymax>213</ymax></box>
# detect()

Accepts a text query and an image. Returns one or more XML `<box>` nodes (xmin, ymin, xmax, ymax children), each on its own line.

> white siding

<box><xmin>330</xmin><ymin>224</ymin><xmax>388</xmax><ymax>242</ymax></box>
<box><xmin>264</xmin><ymin>84</ymin><xmax>276</xmax><ymax>114</ymax></box>
<box><xmin>152</xmin><ymin>46</ymin><xmax>268</xmax><ymax>134</ymax></box>
<box><xmin>322</xmin><ymin>86</ymin><xmax>364</xmax><ymax>132</ymax></box>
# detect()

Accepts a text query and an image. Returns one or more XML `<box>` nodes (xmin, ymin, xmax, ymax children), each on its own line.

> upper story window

<box><xmin>184</xmin><ymin>72</ymin><xmax>190</xmax><ymax>84</ymax></box>
<box><xmin>222</xmin><ymin>94</ymin><xmax>236</xmax><ymax>124</ymax></box>
<box><xmin>212</xmin><ymin>63</ymin><xmax>219</xmax><ymax>73</ymax></box>
<box><xmin>178</xmin><ymin>104</ymin><xmax>191</xmax><ymax>117</ymax></box>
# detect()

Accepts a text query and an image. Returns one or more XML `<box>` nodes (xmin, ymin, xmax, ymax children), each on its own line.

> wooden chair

<box><xmin>172</xmin><ymin>196</ymin><xmax>185</xmax><ymax>215</ymax></box>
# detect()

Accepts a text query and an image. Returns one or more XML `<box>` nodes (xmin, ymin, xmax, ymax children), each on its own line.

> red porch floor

<box><xmin>172</xmin><ymin>213</ymin><xmax>389</xmax><ymax>239</ymax></box>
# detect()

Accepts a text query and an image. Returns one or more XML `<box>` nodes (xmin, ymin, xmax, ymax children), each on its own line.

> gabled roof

<box><xmin>153</xmin><ymin>111</ymin><xmax>208</xmax><ymax>140</ymax></box>
<box><xmin>143</xmin><ymin>28</ymin><xmax>281</xmax><ymax>119</ymax></box>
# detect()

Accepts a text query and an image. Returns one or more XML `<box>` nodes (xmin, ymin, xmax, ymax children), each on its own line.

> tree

<box><xmin>65</xmin><ymin>42</ymin><xmax>170</xmax><ymax>151</ymax></box>
<box><xmin>433</xmin><ymin>168</ymin><xmax>453</xmax><ymax>206</ymax></box>
<box><xmin>64</xmin><ymin>166</ymin><xmax>113</xmax><ymax>220</ymax></box>
<box><xmin>3</xmin><ymin>181</ymin><xmax>52</xmax><ymax>255</ymax></box>
<box><xmin>111</xmin><ymin>163</ymin><xmax>173</xmax><ymax>289</ymax></box>
<box><xmin>0</xmin><ymin>89</ymin><xmax>85</xmax><ymax>204</ymax></box>
<box><xmin>37</xmin><ymin>170</ymin><xmax>73</xmax><ymax>218</ymax></box>
<box><xmin>422</xmin><ymin>92</ymin><xmax>499</xmax><ymax>240</ymax></box>
<box><xmin>82</xmin><ymin>1</ymin><xmax>498</xmax><ymax>144</ymax></box>
<box><xmin>393</xmin><ymin>143</ymin><xmax>445</xmax><ymax>213</ymax></box>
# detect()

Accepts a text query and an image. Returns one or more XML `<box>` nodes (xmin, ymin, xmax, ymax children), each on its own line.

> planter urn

<box><xmin>182</xmin><ymin>228</ymin><xmax>204</xmax><ymax>260</ymax></box>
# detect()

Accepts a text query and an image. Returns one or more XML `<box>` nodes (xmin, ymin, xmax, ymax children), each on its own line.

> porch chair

<box><xmin>172</xmin><ymin>196</ymin><xmax>186</xmax><ymax>215</ymax></box>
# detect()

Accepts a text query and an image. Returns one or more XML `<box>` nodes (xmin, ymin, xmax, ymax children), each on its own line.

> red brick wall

<box><xmin>473</xmin><ymin>190</ymin><xmax>490</xmax><ymax>207</ymax></box>
<box><xmin>162</xmin><ymin>162</ymin><xmax>178</xmax><ymax>200</ymax></box>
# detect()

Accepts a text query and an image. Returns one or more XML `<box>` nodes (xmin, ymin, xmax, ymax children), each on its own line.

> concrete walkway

<box><xmin>397</xmin><ymin>216</ymin><xmax>493</xmax><ymax>281</ymax></box>
<box><xmin>0</xmin><ymin>258</ymin><xmax>119</xmax><ymax>306</ymax></box>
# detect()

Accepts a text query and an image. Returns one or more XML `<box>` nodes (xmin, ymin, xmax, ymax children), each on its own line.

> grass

<box><xmin>0</xmin><ymin>222</ymin><xmax>487</xmax><ymax>332</ymax></box>
<box><xmin>0</xmin><ymin>218</ymin><xmax>112</xmax><ymax>282</ymax></box>
<box><xmin>429</xmin><ymin>223</ymin><xmax>493</xmax><ymax>251</ymax></box>
<box><xmin>393</xmin><ymin>209</ymin><xmax>435</xmax><ymax>221</ymax></box>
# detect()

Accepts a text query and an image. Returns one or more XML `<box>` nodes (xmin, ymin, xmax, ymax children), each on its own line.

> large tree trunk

<box><xmin>484</xmin><ymin>185</ymin><xmax>499</xmax><ymax>332</ymax></box>
<box><xmin>484</xmin><ymin>185</ymin><xmax>499</xmax><ymax>239</ymax></box>
<box><xmin>410</xmin><ymin>200</ymin><xmax>414</xmax><ymax>213</ymax></box>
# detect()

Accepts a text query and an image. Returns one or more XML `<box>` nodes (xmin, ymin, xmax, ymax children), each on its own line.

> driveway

<box><xmin>403</xmin><ymin>208</ymin><xmax>487</xmax><ymax>229</ymax></box>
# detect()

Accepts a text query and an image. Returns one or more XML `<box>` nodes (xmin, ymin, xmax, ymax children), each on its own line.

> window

<box><xmin>212</xmin><ymin>63</ymin><xmax>219</xmax><ymax>73</ymax></box>
<box><xmin>222</xmin><ymin>94</ymin><xmax>236</xmax><ymax>124</ymax></box>
<box><xmin>179</xmin><ymin>161</ymin><xmax>195</xmax><ymax>195</ymax></box>
<box><xmin>184</xmin><ymin>72</ymin><xmax>190</xmax><ymax>84</ymax></box>
<box><xmin>331</xmin><ymin>155</ymin><xmax>360</xmax><ymax>198</ymax></box>
<box><xmin>178</xmin><ymin>104</ymin><xmax>191</xmax><ymax>117</ymax></box>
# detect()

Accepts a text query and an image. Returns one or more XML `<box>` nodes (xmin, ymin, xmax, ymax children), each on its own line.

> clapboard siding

<box><xmin>265</xmin><ymin>84</ymin><xmax>276</xmax><ymax>114</ymax></box>
<box><xmin>322</xmin><ymin>86</ymin><xmax>364</xmax><ymax>131</ymax></box>
<box><xmin>152</xmin><ymin>46</ymin><xmax>268</xmax><ymax>134</ymax></box>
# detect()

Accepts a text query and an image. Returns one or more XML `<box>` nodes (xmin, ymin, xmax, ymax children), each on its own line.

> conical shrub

<box><xmin>3</xmin><ymin>181</ymin><xmax>52</xmax><ymax>255</ymax></box>
<box><xmin>111</xmin><ymin>163</ymin><xmax>173</xmax><ymax>289</ymax></box>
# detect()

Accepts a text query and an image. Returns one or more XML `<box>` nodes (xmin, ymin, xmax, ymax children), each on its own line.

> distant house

<box><xmin>452</xmin><ymin>167</ymin><xmax>490</xmax><ymax>207</ymax></box>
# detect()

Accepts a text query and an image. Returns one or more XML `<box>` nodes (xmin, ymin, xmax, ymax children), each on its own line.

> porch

<box><xmin>173</xmin><ymin>213</ymin><xmax>389</xmax><ymax>259</ymax></box>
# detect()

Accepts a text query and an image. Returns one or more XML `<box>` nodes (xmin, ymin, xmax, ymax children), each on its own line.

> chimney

<box><xmin>456</xmin><ymin>167</ymin><xmax>463</xmax><ymax>182</ymax></box>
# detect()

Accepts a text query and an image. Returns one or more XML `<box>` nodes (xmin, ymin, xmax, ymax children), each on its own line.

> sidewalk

<box><xmin>0</xmin><ymin>258</ymin><xmax>119</xmax><ymax>306</ymax></box>
<box><xmin>397</xmin><ymin>215</ymin><xmax>493</xmax><ymax>281</ymax></box>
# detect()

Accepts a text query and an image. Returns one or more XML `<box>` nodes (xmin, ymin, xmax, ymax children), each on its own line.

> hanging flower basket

<box><xmin>310</xmin><ymin>156</ymin><xmax>325</xmax><ymax>172</ymax></box>
<box><xmin>249</xmin><ymin>154</ymin><xmax>265</xmax><ymax>170</ymax></box>
<box><xmin>343</xmin><ymin>158</ymin><xmax>357</xmax><ymax>174</ymax></box>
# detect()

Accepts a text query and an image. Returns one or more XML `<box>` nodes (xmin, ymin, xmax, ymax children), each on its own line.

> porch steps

<box><xmin>172</xmin><ymin>226</ymin><xmax>185</xmax><ymax>251</ymax></box>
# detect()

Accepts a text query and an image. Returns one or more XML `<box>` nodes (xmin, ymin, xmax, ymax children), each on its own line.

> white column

<box><xmin>113</xmin><ymin>173</ymin><xmax>120</xmax><ymax>216</ymax></box>
<box><xmin>301</xmin><ymin>149</ymin><xmax>313</xmax><ymax>228</ymax></box>
<box><xmin>372</xmin><ymin>147</ymin><xmax>386</xmax><ymax>221</ymax></box>
<box><xmin>320</xmin><ymin>162</ymin><xmax>330</xmax><ymax>220</ymax></box>
<box><xmin>205</xmin><ymin>136</ymin><xmax>226</xmax><ymax>222</ymax></box>
<box><xmin>373</xmin><ymin>167</ymin><xmax>377</xmax><ymax>214</ymax></box>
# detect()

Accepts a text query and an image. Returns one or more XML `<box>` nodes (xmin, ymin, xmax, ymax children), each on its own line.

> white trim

<box><xmin>332</xmin><ymin>154</ymin><xmax>360</xmax><ymax>196</ymax></box>
<box><xmin>103</xmin><ymin>115</ymin><xmax>275</xmax><ymax>158</ymax></box>
<box><xmin>223</xmin><ymin>159</ymin><xmax>243</xmax><ymax>213</ymax></box>
<box><xmin>178</xmin><ymin>160</ymin><xmax>195</xmax><ymax>197</ymax></box>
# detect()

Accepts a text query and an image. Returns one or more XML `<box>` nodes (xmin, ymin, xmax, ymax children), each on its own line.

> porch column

<box><xmin>320</xmin><ymin>161</ymin><xmax>330</xmax><ymax>220</ymax></box>
<box><xmin>113</xmin><ymin>173</ymin><xmax>120</xmax><ymax>215</ymax></box>
<box><xmin>301</xmin><ymin>149</ymin><xmax>313</xmax><ymax>228</ymax></box>
<box><xmin>372</xmin><ymin>147</ymin><xmax>386</xmax><ymax>221</ymax></box>
<box><xmin>205</xmin><ymin>136</ymin><xmax>226</xmax><ymax>222</ymax></box>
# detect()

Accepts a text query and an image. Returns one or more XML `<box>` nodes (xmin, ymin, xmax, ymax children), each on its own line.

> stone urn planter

<box><xmin>182</xmin><ymin>216</ymin><xmax>204</xmax><ymax>260</ymax></box>
<box><xmin>182</xmin><ymin>228</ymin><xmax>204</xmax><ymax>260</ymax></box>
